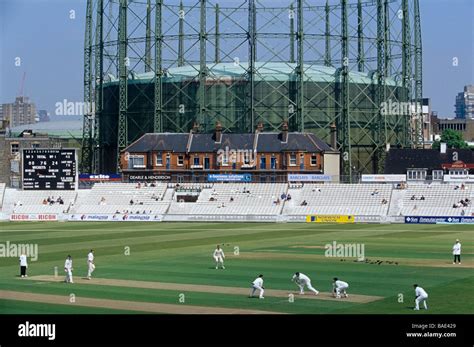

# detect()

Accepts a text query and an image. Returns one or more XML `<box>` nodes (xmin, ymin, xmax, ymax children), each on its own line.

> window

<box><xmin>177</xmin><ymin>155</ymin><xmax>184</xmax><ymax>166</ymax></box>
<box><xmin>193</xmin><ymin>157</ymin><xmax>200</xmax><ymax>166</ymax></box>
<box><xmin>10</xmin><ymin>143</ymin><xmax>19</xmax><ymax>155</ymax></box>
<box><xmin>310</xmin><ymin>154</ymin><xmax>317</xmax><ymax>166</ymax></box>
<box><xmin>260</xmin><ymin>156</ymin><xmax>266</xmax><ymax>169</ymax></box>
<box><xmin>221</xmin><ymin>152</ymin><xmax>228</xmax><ymax>166</ymax></box>
<box><xmin>407</xmin><ymin>169</ymin><xmax>427</xmax><ymax>181</ymax></box>
<box><xmin>128</xmin><ymin>155</ymin><xmax>145</xmax><ymax>169</ymax></box>
<box><xmin>449</xmin><ymin>169</ymin><xmax>468</xmax><ymax>176</ymax></box>
<box><xmin>156</xmin><ymin>153</ymin><xmax>163</xmax><ymax>166</ymax></box>
<box><xmin>31</xmin><ymin>143</ymin><xmax>40</xmax><ymax>149</ymax></box>
<box><xmin>244</xmin><ymin>152</ymin><xmax>251</xmax><ymax>165</ymax></box>
<box><xmin>270</xmin><ymin>157</ymin><xmax>276</xmax><ymax>169</ymax></box>
<box><xmin>432</xmin><ymin>170</ymin><xmax>444</xmax><ymax>181</ymax></box>
<box><xmin>10</xmin><ymin>176</ymin><xmax>20</xmax><ymax>188</ymax></box>
<box><xmin>289</xmin><ymin>153</ymin><xmax>296</xmax><ymax>166</ymax></box>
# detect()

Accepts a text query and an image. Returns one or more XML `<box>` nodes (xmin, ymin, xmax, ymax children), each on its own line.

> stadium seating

<box><xmin>1</xmin><ymin>182</ymin><xmax>473</xmax><ymax>219</ymax></box>
<box><xmin>71</xmin><ymin>182</ymin><xmax>171</xmax><ymax>215</ymax></box>
<box><xmin>2</xmin><ymin>189</ymin><xmax>77</xmax><ymax>214</ymax></box>
<box><xmin>282</xmin><ymin>183</ymin><xmax>393</xmax><ymax>216</ymax></box>
<box><xmin>168</xmin><ymin>183</ymin><xmax>287</xmax><ymax>215</ymax></box>
<box><xmin>397</xmin><ymin>183</ymin><xmax>474</xmax><ymax>217</ymax></box>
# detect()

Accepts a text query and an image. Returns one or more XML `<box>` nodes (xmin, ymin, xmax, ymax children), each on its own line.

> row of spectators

<box><xmin>453</xmin><ymin>198</ymin><xmax>470</xmax><ymax>208</ymax></box>
<box><xmin>410</xmin><ymin>195</ymin><xmax>426</xmax><ymax>201</ymax></box>
<box><xmin>135</xmin><ymin>182</ymin><xmax>159</xmax><ymax>189</ymax></box>
<box><xmin>114</xmin><ymin>209</ymin><xmax>154</xmax><ymax>214</ymax></box>
<box><xmin>42</xmin><ymin>196</ymin><xmax>65</xmax><ymax>205</ymax></box>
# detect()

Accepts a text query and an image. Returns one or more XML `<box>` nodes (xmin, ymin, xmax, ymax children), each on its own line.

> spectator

<box><xmin>371</xmin><ymin>189</ymin><xmax>379</xmax><ymax>196</ymax></box>
<box><xmin>300</xmin><ymin>200</ymin><xmax>308</xmax><ymax>206</ymax></box>
<box><xmin>42</xmin><ymin>199</ymin><xmax>48</xmax><ymax>205</ymax></box>
<box><xmin>286</xmin><ymin>193</ymin><xmax>292</xmax><ymax>201</ymax></box>
<box><xmin>420</xmin><ymin>195</ymin><xmax>425</xmax><ymax>201</ymax></box>
<box><xmin>461</xmin><ymin>184</ymin><xmax>465</xmax><ymax>190</ymax></box>
<box><xmin>230</xmin><ymin>197</ymin><xmax>234</xmax><ymax>202</ymax></box>
<box><xmin>461</xmin><ymin>210</ymin><xmax>465</xmax><ymax>216</ymax></box>
<box><xmin>381</xmin><ymin>199</ymin><xmax>388</xmax><ymax>205</ymax></box>
<box><xmin>281</xmin><ymin>193</ymin><xmax>287</xmax><ymax>200</ymax></box>
<box><xmin>130</xmin><ymin>199</ymin><xmax>134</xmax><ymax>205</ymax></box>
<box><xmin>410</xmin><ymin>195</ymin><xmax>416</xmax><ymax>200</ymax></box>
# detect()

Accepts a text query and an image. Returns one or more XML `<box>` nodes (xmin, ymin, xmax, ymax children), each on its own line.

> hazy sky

<box><xmin>0</xmin><ymin>0</ymin><xmax>473</xmax><ymax>119</ymax></box>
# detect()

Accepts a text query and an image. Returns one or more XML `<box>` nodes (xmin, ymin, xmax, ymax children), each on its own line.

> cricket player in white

<box><xmin>333</xmin><ymin>277</ymin><xmax>349</xmax><ymax>298</ymax></box>
<box><xmin>213</xmin><ymin>245</ymin><xmax>225</xmax><ymax>269</ymax></box>
<box><xmin>250</xmin><ymin>274</ymin><xmax>265</xmax><ymax>299</ymax></box>
<box><xmin>87</xmin><ymin>249</ymin><xmax>95</xmax><ymax>279</ymax></box>
<box><xmin>64</xmin><ymin>255</ymin><xmax>73</xmax><ymax>284</ymax></box>
<box><xmin>292</xmin><ymin>272</ymin><xmax>319</xmax><ymax>295</ymax></box>
<box><xmin>452</xmin><ymin>239</ymin><xmax>461</xmax><ymax>265</ymax></box>
<box><xmin>19</xmin><ymin>253</ymin><xmax>28</xmax><ymax>278</ymax></box>
<box><xmin>413</xmin><ymin>284</ymin><xmax>428</xmax><ymax>310</ymax></box>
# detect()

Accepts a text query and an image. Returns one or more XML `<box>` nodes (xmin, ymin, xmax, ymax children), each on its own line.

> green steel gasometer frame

<box><xmin>81</xmin><ymin>0</ymin><xmax>423</xmax><ymax>178</ymax></box>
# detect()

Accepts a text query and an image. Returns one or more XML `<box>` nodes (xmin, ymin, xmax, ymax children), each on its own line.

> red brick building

<box><xmin>120</xmin><ymin>122</ymin><xmax>339</xmax><ymax>182</ymax></box>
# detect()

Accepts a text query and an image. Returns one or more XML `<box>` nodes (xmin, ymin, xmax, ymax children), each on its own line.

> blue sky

<box><xmin>0</xmin><ymin>0</ymin><xmax>473</xmax><ymax>118</ymax></box>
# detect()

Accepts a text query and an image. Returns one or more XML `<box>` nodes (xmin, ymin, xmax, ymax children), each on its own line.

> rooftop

<box><xmin>8</xmin><ymin>120</ymin><xmax>83</xmax><ymax>139</ymax></box>
<box><xmin>104</xmin><ymin>62</ymin><xmax>402</xmax><ymax>86</ymax></box>
<box><xmin>124</xmin><ymin>131</ymin><xmax>336</xmax><ymax>154</ymax></box>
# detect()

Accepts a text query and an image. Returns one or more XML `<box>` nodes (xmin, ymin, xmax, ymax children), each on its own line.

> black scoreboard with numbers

<box><xmin>22</xmin><ymin>149</ymin><xmax>77</xmax><ymax>190</ymax></box>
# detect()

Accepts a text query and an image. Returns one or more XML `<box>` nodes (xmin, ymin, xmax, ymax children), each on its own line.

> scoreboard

<box><xmin>22</xmin><ymin>149</ymin><xmax>77</xmax><ymax>190</ymax></box>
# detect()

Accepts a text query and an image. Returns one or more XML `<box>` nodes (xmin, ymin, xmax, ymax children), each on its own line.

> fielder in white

<box><xmin>87</xmin><ymin>249</ymin><xmax>95</xmax><ymax>279</ymax></box>
<box><xmin>213</xmin><ymin>245</ymin><xmax>225</xmax><ymax>269</ymax></box>
<box><xmin>19</xmin><ymin>253</ymin><xmax>28</xmax><ymax>278</ymax></box>
<box><xmin>64</xmin><ymin>255</ymin><xmax>73</xmax><ymax>284</ymax></box>
<box><xmin>292</xmin><ymin>272</ymin><xmax>319</xmax><ymax>295</ymax></box>
<box><xmin>452</xmin><ymin>239</ymin><xmax>461</xmax><ymax>265</ymax></box>
<box><xmin>249</xmin><ymin>274</ymin><xmax>265</xmax><ymax>299</ymax></box>
<box><xmin>413</xmin><ymin>284</ymin><xmax>428</xmax><ymax>310</ymax></box>
<box><xmin>333</xmin><ymin>277</ymin><xmax>349</xmax><ymax>298</ymax></box>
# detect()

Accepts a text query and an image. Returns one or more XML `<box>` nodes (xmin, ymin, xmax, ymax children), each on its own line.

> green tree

<box><xmin>432</xmin><ymin>129</ymin><xmax>468</xmax><ymax>149</ymax></box>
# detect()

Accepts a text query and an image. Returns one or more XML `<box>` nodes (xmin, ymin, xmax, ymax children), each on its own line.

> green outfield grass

<box><xmin>0</xmin><ymin>222</ymin><xmax>472</xmax><ymax>314</ymax></box>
